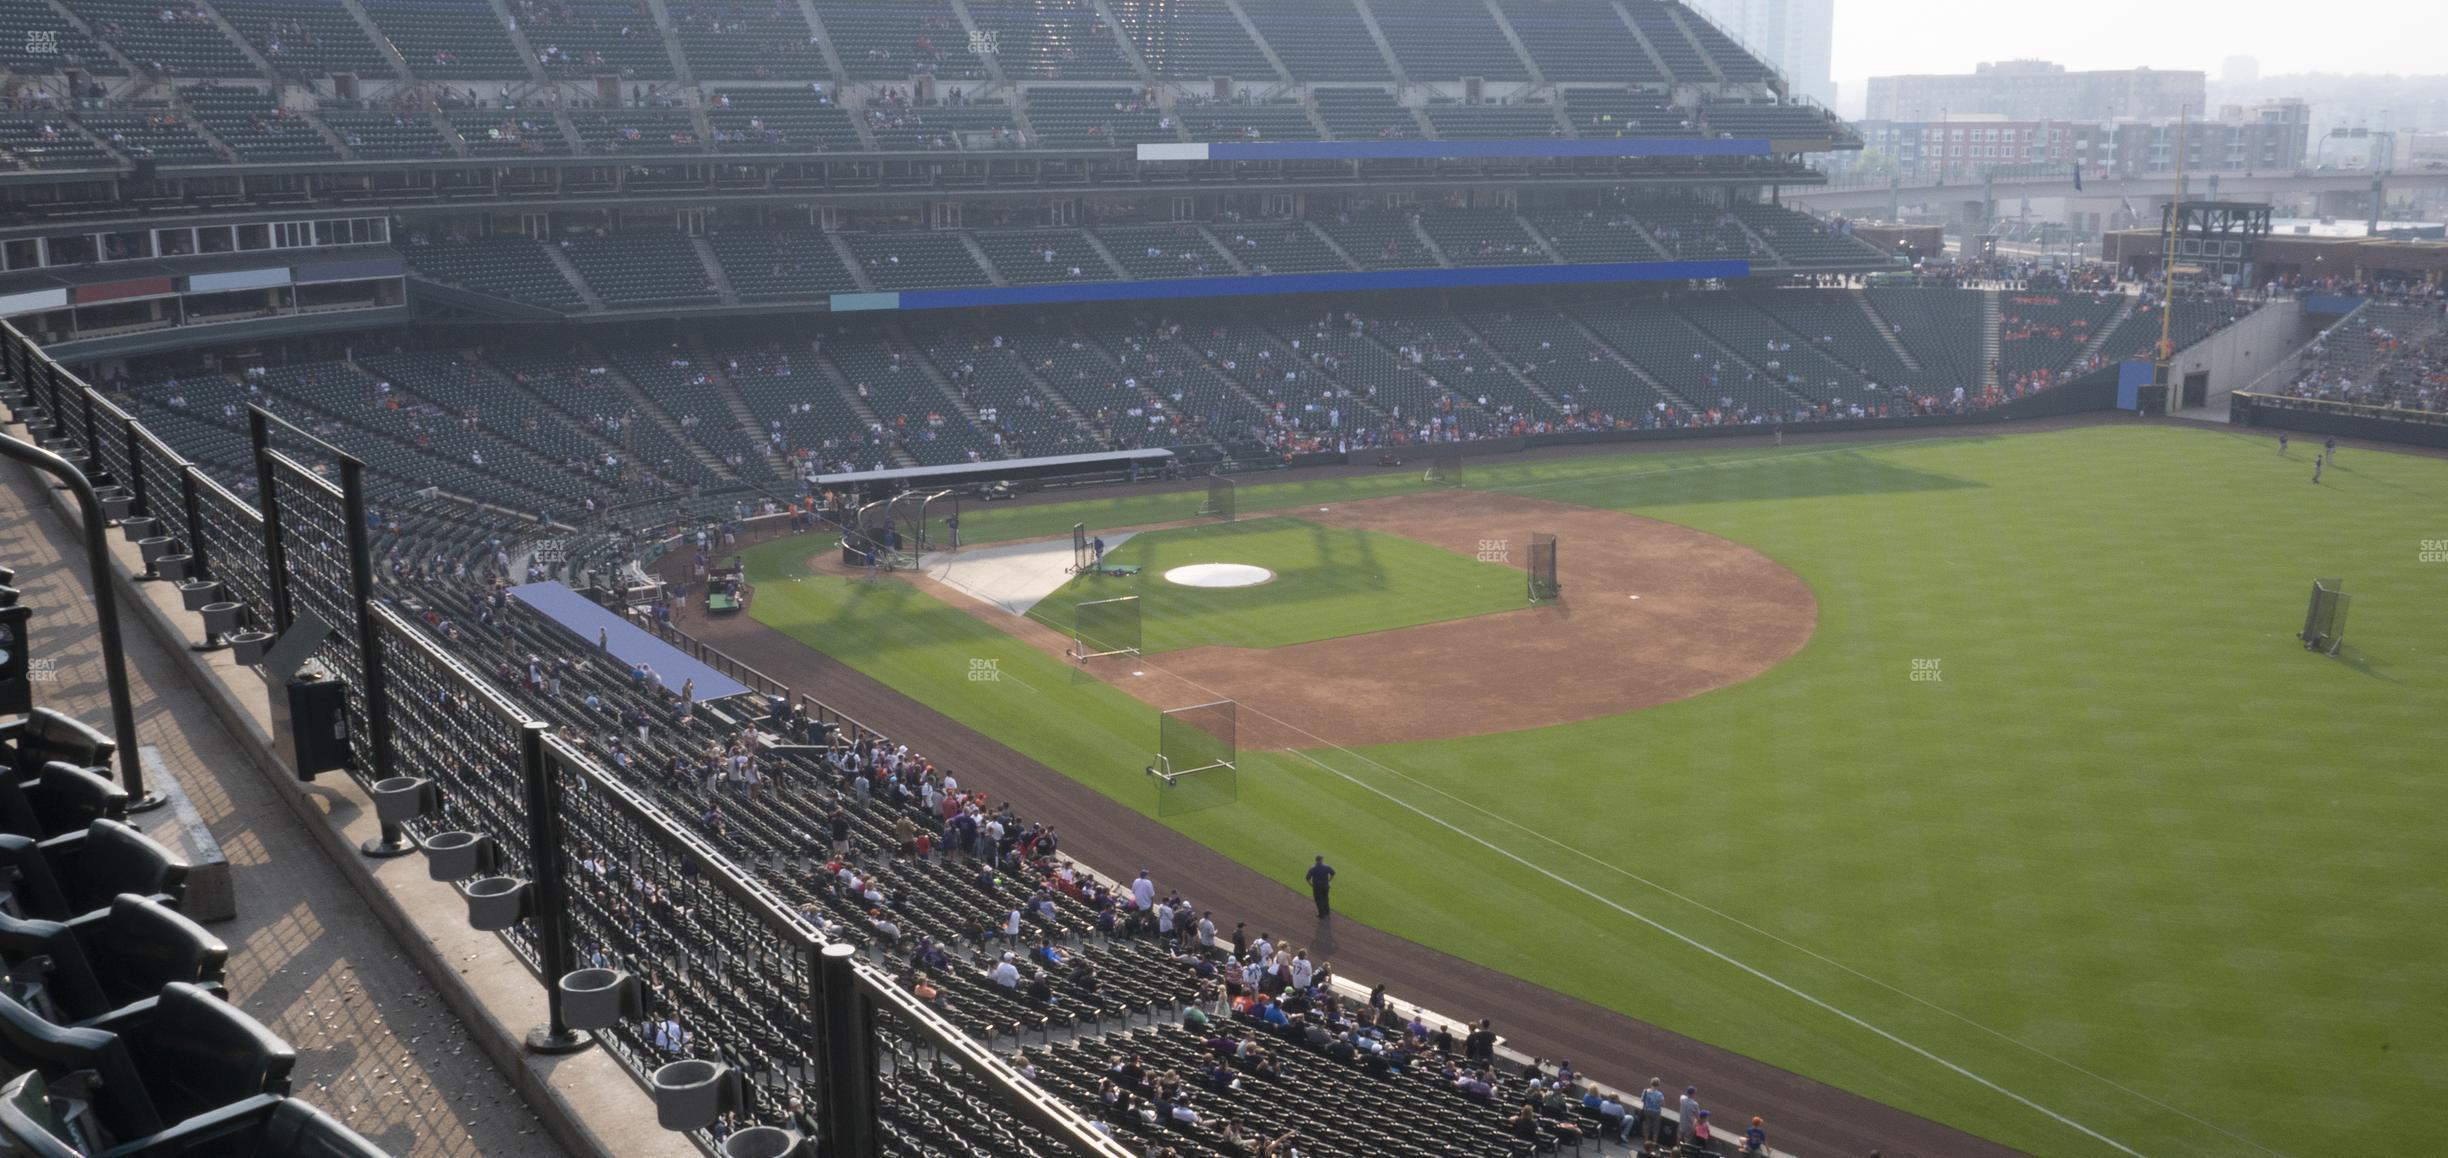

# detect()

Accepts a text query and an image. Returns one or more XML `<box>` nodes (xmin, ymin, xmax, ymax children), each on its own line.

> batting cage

<box><xmin>1198</xmin><ymin>474</ymin><xmax>1237</xmax><ymax>522</ymax></box>
<box><xmin>1069</xmin><ymin>595</ymin><xmax>1143</xmax><ymax>662</ymax></box>
<box><xmin>915</xmin><ymin>488</ymin><xmax>960</xmax><ymax>551</ymax></box>
<box><xmin>2300</xmin><ymin>578</ymin><xmax>2350</xmax><ymax>655</ymax></box>
<box><xmin>1527</xmin><ymin>532</ymin><xmax>1561</xmax><ymax>602</ymax></box>
<box><xmin>1068</xmin><ymin>522</ymin><xmax>1091</xmax><ymax>574</ymax></box>
<box><xmin>1150</xmin><ymin>699</ymin><xmax>1239</xmax><ymax>816</ymax></box>
<box><xmin>1423</xmin><ymin>449</ymin><xmax>1465</xmax><ymax>487</ymax></box>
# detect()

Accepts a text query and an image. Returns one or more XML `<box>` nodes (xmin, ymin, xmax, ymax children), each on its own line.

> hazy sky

<box><xmin>1831</xmin><ymin>0</ymin><xmax>2448</xmax><ymax>110</ymax></box>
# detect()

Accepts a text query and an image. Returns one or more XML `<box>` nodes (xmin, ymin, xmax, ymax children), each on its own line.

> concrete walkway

<box><xmin>0</xmin><ymin>467</ymin><xmax>567</xmax><ymax>1158</ymax></box>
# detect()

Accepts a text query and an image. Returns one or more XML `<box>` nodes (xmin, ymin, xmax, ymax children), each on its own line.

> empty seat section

<box><xmin>706</xmin><ymin>339</ymin><xmax>875</xmax><ymax>461</ymax></box>
<box><xmin>1729</xmin><ymin>203</ymin><xmax>1885</xmax><ymax>266</ymax></box>
<box><xmin>511</xmin><ymin>0</ymin><xmax>675</xmax><ymax>79</ymax></box>
<box><xmin>0</xmin><ymin>0</ymin><xmax>120</xmax><ymax>75</ymax></box>
<box><xmin>708</xmin><ymin>228</ymin><xmax>860</xmax><ymax>298</ymax></box>
<box><xmin>1370</xmin><ymin>0</ymin><xmax>1526</xmax><ymax>81</ymax></box>
<box><xmin>822</xmin><ymin>331</ymin><xmax>990</xmax><ymax>464</ymax></box>
<box><xmin>1422</xmin><ymin>101</ymin><xmax>1558</xmax><ymax>139</ymax></box>
<box><xmin>843</xmin><ymin>231</ymin><xmax>990</xmax><ymax>290</ymax></box>
<box><xmin>1177</xmin><ymin>99</ymin><xmax>1315</xmax><ymax>142</ymax></box>
<box><xmin>1677</xmin><ymin>8</ymin><xmax>1775</xmax><ymax>82</ymax></box>
<box><xmin>908</xmin><ymin>320</ymin><xmax>1106</xmax><ymax>457</ymax></box>
<box><xmin>561</xmin><ymin>234</ymin><xmax>718</xmax><ymax>306</ymax></box>
<box><xmin>181</xmin><ymin>84</ymin><xmax>338</xmax><ymax>160</ymax></box>
<box><xmin>1464</xmin><ymin>307</ymin><xmax>1670</xmax><ymax>419</ymax></box>
<box><xmin>363</xmin><ymin>0</ymin><xmax>529</xmax><ymax>77</ymax></box>
<box><xmin>1095</xmin><ymin>224</ymin><xmax>1230</xmax><ymax>278</ymax></box>
<box><xmin>1418</xmin><ymin>209</ymin><xmax>1545</xmax><ymax>266</ymax></box>
<box><xmin>570</xmin><ymin>107</ymin><xmax>702</xmax><ymax>154</ymax></box>
<box><xmin>1317</xmin><ymin>208</ymin><xmax>1437</xmax><ymax>269</ymax></box>
<box><xmin>1626</xmin><ymin>8</ymin><xmax>1707</xmax><ymax>84</ymax></box>
<box><xmin>1575</xmin><ymin>300</ymin><xmax>1793</xmax><ymax>414</ymax></box>
<box><xmin>319</xmin><ymin>110</ymin><xmax>453</xmax><ymax>159</ymax></box>
<box><xmin>1236</xmin><ymin>0</ymin><xmax>1390</xmax><ymax>81</ymax></box>
<box><xmin>1865</xmin><ymin>288</ymin><xmax>1986</xmax><ymax>386</ymax></box>
<box><xmin>666</xmin><ymin>0</ymin><xmax>819</xmax><ymax>79</ymax></box>
<box><xmin>448</xmin><ymin>111</ymin><xmax>571</xmax><ymax>155</ymax></box>
<box><xmin>1527</xmin><ymin>208</ymin><xmax>1666</xmax><ymax>263</ymax></box>
<box><xmin>1704</xmin><ymin>101</ymin><xmax>1837</xmax><ymax>138</ymax></box>
<box><xmin>1674</xmin><ymin>296</ymin><xmax>1864</xmax><ymax>403</ymax></box>
<box><xmin>822</xmin><ymin>0</ymin><xmax>986</xmax><ymax>81</ymax></box>
<box><xmin>72</xmin><ymin>109</ymin><xmax>222</xmax><ymax>162</ymax></box>
<box><xmin>1312</xmin><ymin>87</ymin><xmax>1413</xmax><ymax>139</ymax></box>
<box><xmin>0</xmin><ymin>118</ymin><xmax>112</xmax><ymax>170</ymax></box>
<box><xmin>861</xmin><ymin>96</ymin><xmax>1018</xmax><ymax>150</ymax></box>
<box><xmin>1631</xmin><ymin>197</ymin><xmax>1757</xmax><ymax>261</ymax></box>
<box><xmin>1498</xmin><ymin>0</ymin><xmax>1660</xmax><ymax>84</ymax></box>
<box><xmin>971</xmin><ymin>229</ymin><xmax>1119</xmax><ymax>283</ymax></box>
<box><xmin>1023</xmin><ymin>86</ymin><xmax>1172</xmax><ymax>147</ymax></box>
<box><xmin>960</xmin><ymin>0</ymin><xmax>1137</xmax><ymax>81</ymax></box>
<box><xmin>404</xmin><ymin>237</ymin><xmax>586</xmax><ymax>310</ymax></box>
<box><xmin>1748</xmin><ymin>291</ymin><xmax>1923</xmax><ymax>389</ymax></box>
<box><xmin>1107</xmin><ymin>0</ymin><xmax>1272</xmax><ymax>79</ymax></box>
<box><xmin>1208</xmin><ymin>222</ymin><xmax>1349</xmax><ymax>274</ymax></box>
<box><xmin>78</xmin><ymin>0</ymin><xmax>253</xmax><ymax>75</ymax></box>
<box><xmin>212</xmin><ymin>0</ymin><xmax>389</xmax><ymax>78</ymax></box>
<box><xmin>709</xmin><ymin>88</ymin><xmax>861</xmax><ymax>151</ymax></box>
<box><xmin>1562</xmin><ymin>88</ymin><xmax>1695</xmax><ymax>136</ymax></box>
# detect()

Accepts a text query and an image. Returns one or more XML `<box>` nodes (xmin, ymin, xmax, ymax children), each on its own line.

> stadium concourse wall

<box><xmin>2229</xmin><ymin>393</ymin><xmax>2448</xmax><ymax>449</ymax></box>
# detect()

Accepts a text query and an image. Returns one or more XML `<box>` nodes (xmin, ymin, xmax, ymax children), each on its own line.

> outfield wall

<box><xmin>2229</xmin><ymin>394</ymin><xmax>2448</xmax><ymax>450</ymax></box>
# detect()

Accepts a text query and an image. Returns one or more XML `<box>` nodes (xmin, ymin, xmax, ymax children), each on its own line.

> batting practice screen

<box><xmin>1069</xmin><ymin>522</ymin><xmax>1091</xmax><ymax>573</ymax></box>
<box><xmin>1199</xmin><ymin>474</ymin><xmax>1237</xmax><ymax>521</ymax></box>
<box><xmin>1425</xmin><ymin>449</ymin><xmax>1464</xmax><ymax>487</ymax></box>
<box><xmin>1528</xmin><ymin>532</ymin><xmax>1561</xmax><ymax>602</ymax></box>
<box><xmin>1153</xmin><ymin>700</ymin><xmax>1239</xmax><ymax>816</ymax></box>
<box><xmin>2301</xmin><ymin>578</ymin><xmax>2349</xmax><ymax>655</ymax></box>
<box><xmin>1071</xmin><ymin>595</ymin><xmax>1142</xmax><ymax>661</ymax></box>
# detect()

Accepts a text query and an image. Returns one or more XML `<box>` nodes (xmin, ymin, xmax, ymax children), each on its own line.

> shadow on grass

<box><xmin>2329</xmin><ymin>643</ymin><xmax>2397</xmax><ymax>684</ymax></box>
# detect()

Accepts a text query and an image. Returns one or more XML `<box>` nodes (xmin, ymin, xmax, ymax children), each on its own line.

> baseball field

<box><xmin>733</xmin><ymin>423</ymin><xmax>2447</xmax><ymax>1157</ymax></box>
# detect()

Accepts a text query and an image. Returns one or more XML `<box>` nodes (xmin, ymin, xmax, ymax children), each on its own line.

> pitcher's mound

<box><xmin>1164</xmin><ymin>563</ymin><xmax>1275</xmax><ymax>588</ymax></box>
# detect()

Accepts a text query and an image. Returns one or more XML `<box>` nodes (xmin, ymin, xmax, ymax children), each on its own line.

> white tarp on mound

<box><xmin>920</xmin><ymin>532</ymin><xmax>1136</xmax><ymax>616</ymax></box>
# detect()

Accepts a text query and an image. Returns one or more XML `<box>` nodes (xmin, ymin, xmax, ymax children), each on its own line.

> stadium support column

<box><xmin>2369</xmin><ymin>178</ymin><xmax>2383</xmax><ymax>237</ymax></box>
<box><xmin>818</xmin><ymin>943</ymin><xmax>880</xmax><ymax>1158</ymax></box>
<box><xmin>1888</xmin><ymin>172</ymin><xmax>1901</xmax><ymax>223</ymax></box>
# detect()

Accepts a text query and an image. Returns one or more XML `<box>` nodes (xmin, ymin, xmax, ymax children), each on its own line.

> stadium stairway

<box><xmin>1558</xmin><ymin>308</ymin><xmax>1694</xmax><ymax>410</ymax></box>
<box><xmin>1980</xmin><ymin>290</ymin><xmax>2002</xmax><ymax>392</ymax></box>
<box><xmin>688</xmin><ymin>236</ymin><xmax>740</xmax><ymax>306</ymax></box>
<box><xmin>2076</xmin><ymin>294</ymin><xmax>2139</xmax><ymax>367</ymax></box>
<box><xmin>539</xmin><ymin>243</ymin><xmax>606</xmax><ymax>311</ymax></box>
<box><xmin>1854</xmin><ymin>290</ymin><xmax>1924</xmax><ymax>373</ymax></box>
<box><xmin>810</xmin><ymin>347</ymin><xmax>920</xmax><ymax>469</ymax></box>
<box><xmin>1405</xmin><ymin>215</ymin><xmax>1455</xmax><ymax>268</ymax></box>
<box><xmin>597</xmin><ymin>352</ymin><xmax>740</xmax><ymax>482</ymax></box>
<box><xmin>688</xmin><ymin>340</ymin><xmax>791</xmax><ymax>479</ymax></box>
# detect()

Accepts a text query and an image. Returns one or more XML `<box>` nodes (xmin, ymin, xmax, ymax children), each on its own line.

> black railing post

<box><xmin>78</xmin><ymin>383</ymin><xmax>99</xmax><ymax>473</ymax></box>
<box><xmin>123</xmin><ymin>418</ymin><xmax>146</xmax><ymax>518</ymax></box>
<box><xmin>179</xmin><ymin>466</ymin><xmax>210</xmax><ymax>580</ymax></box>
<box><xmin>520</xmin><ymin>724</ymin><xmax>590</xmax><ymax>1055</ymax></box>
<box><xmin>247</xmin><ymin>408</ymin><xmax>292</xmax><ymax>633</ymax></box>
<box><xmin>817</xmin><ymin>943</ymin><xmax>879</xmax><ymax>1158</ymax></box>
<box><xmin>337</xmin><ymin>456</ymin><xmax>396</xmax><ymax>785</ymax></box>
<box><xmin>0</xmin><ymin>431</ymin><xmax>154</xmax><ymax>810</ymax></box>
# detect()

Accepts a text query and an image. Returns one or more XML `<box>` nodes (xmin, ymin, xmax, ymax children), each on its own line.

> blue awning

<box><xmin>508</xmin><ymin>581</ymin><xmax>753</xmax><ymax>702</ymax></box>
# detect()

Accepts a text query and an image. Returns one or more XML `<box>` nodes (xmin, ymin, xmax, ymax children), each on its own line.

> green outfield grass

<box><xmin>1024</xmin><ymin>517</ymin><xmax>1525</xmax><ymax>653</ymax></box>
<box><xmin>746</xmin><ymin>425</ymin><xmax>2448</xmax><ymax>1157</ymax></box>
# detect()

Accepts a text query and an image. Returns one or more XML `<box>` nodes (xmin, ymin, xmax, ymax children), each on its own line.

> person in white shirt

<box><xmin>990</xmin><ymin>953</ymin><xmax>1020</xmax><ymax>988</ymax></box>
<box><xmin>1130</xmin><ymin>871</ymin><xmax>1156</xmax><ymax>911</ymax></box>
<box><xmin>1196</xmin><ymin>912</ymin><xmax>1218</xmax><ymax>951</ymax></box>
<box><xmin>1289</xmin><ymin>952</ymin><xmax>1314</xmax><ymax>991</ymax></box>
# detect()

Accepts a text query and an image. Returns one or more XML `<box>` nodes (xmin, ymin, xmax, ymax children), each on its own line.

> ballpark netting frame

<box><xmin>1069</xmin><ymin>595</ymin><xmax>1142</xmax><ymax>662</ymax></box>
<box><xmin>2301</xmin><ymin>578</ymin><xmax>2350</xmax><ymax>655</ymax></box>
<box><xmin>1424</xmin><ymin>449</ymin><xmax>1464</xmax><ymax>487</ymax></box>
<box><xmin>1150</xmin><ymin>700</ymin><xmax>1239</xmax><ymax>816</ymax></box>
<box><xmin>1198</xmin><ymin>474</ymin><xmax>1237</xmax><ymax>522</ymax></box>
<box><xmin>1527</xmin><ymin>532</ymin><xmax>1560</xmax><ymax>602</ymax></box>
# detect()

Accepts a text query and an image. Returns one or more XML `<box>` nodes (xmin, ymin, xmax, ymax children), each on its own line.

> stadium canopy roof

<box><xmin>508</xmin><ymin>581</ymin><xmax>753</xmax><ymax>702</ymax></box>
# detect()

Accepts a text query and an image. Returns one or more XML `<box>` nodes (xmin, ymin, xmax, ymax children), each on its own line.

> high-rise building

<box><xmin>1865</xmin><ymin>60</ymin><xmax>2203</xmax><ymax>124</ymax></box>
<box><xmin>1685</xmin><ymin>0</ymin><xmax>1836</xmax><ymax>109</ymax></box>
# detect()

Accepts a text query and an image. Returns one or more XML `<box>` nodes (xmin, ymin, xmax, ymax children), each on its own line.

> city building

<box><xmin>1865</xmin><ymin>60</ymin><xmax>2203</xmax><ymax>124</ymax></box>
<box><xmin>1685</xmin><ymin>0</ymin><xmax>1836</xmax><ymax>109</ymax></box>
